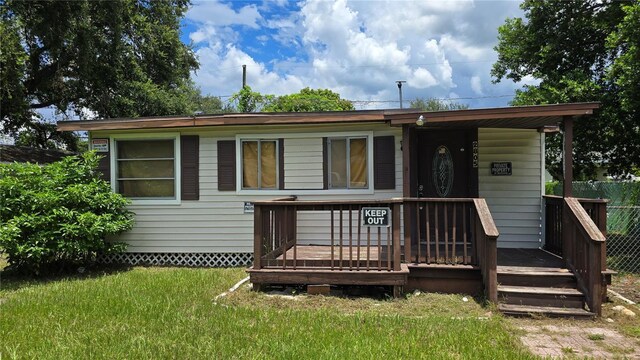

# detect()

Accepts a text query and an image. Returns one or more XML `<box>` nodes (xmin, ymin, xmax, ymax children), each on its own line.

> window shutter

<box><xmin>217</xmin><ymin>140</ymin><xmax>236</xmax><ymax>191</ymax></box>
<box><xmin>95</xmin><ymin>139</ymin><xmax>110</xmax><ymax>182</ymax></box>
<box><xmin>374</xmin><ymin>135</ymin><xmax>396</xmax><ymax>190</ymax></box>
<box><xmin>322</xmin><ymin>137</ymin><xmax>328</xmax><ymax>189</ymax></box>
<box><xmin>181</xmin><ymin>135</ymin><xmax>199</xmax><ymax>200</ymax></box>
<box><xmin>279</xmin><ymin>138</ymin><xmax>285</xmax><ymax>190</ymax></box>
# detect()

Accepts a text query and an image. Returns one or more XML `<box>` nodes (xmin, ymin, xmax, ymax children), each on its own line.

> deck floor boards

<box><xmin>497</xmin><ymin>248</ymin><xmax>565</xmax><ymax>269</ymax></box>
<box><xmin>277</xmin><ymin>245</ymin><xmax>380</xmax><ymax>261</ymax></box>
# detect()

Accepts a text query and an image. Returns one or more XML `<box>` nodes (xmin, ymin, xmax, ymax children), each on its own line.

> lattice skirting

<box><xmin>97</xmin><ymin>252</ymin><xmax>253</xmax><ymax>267</ymax></box>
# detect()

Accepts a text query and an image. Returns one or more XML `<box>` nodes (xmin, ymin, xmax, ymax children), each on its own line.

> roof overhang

<box><xmin>386</xmin><ymin>102</ymin><xmax>600</xmax><ymax>128</ymax></box>
<box><xmin>57</xmin><ymin>102</ymin><xmax>600</xmax><ymax>132</ymax></box>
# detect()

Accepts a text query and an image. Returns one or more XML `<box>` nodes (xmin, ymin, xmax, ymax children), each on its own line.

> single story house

<box><xmin>58</xmin><ymin>102</ymin><xmax>611</xmax><ymax>317</ymax></box>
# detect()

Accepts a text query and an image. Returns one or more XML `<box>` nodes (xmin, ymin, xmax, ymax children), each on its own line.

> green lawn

<box><xmin>0</xmin><ymin>266</ymin><xmax>535</xmax><ymax>359</ymax></box>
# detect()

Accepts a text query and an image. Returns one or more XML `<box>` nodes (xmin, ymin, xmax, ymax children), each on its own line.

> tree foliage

<box><xmin>409</xmin><ymin>98</ymin><xmax>469</xmax><ymax>111</ymax></box>
<box><xmin>492</xmin><ymin>0</ymin><xmax>639</xmax><ymax>179</ymax></box>
<box><xmin>230</xmin><ymin>86</ymin><xmax>275</xmax><ymax>113</ymax></box>
<box><xmin>0</xmin><ymin>152</ymin><xmax>134</xmax><ymax>274</ymax></box>
<box><xmin>230</xmin><ymin>86</ymin><xmax>354</xmax><ymax>113</ymax></box>
<box><xmin>0</xmin><ymin>0</ymin><xmax>198</xmax><ymax>150</ymax></box>
<box><xmin>263</xmin><ymin>87</ymin><xmax>354</xmax><ymax>112</ymax></box>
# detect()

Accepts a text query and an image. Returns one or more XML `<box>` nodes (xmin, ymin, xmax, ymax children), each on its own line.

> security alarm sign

<box><xmin>361</xmin><ymin>207</ymin><xmax>391</xmax><ymax>227</ymax></box>
<box><xmin>91</xmin><ymin>139</ymin><xmax>109</xmax><ymax>152</ymax></box>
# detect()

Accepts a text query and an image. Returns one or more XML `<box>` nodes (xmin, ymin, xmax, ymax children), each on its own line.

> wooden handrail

<box><xmin>473</xmin><ymin>198</ymin><xmax>499</xmax><ymax>303</ymax></box>
<box><xmin>563</xmin><ymin>197</ymin><xmax>606</xmax><ymax>316</ymax></box>
<box><xmin>565</xmin><ymin>198</ymin><xmax>606</xmax><ymax>242</ymax></box>
<box><xmin>473</xmin><ymin>199</ymin><xmax>499</xmax><ymax>238</ymax></box>
<box><xmin>253</xmin><ymin>198</ymin><xmax>403</xmax><ymax>206</ymax></box>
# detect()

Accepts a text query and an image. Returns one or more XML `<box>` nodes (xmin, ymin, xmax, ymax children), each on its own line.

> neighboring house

<box><xmin>58</xmin><ymin>103</ymin><xmax>611</xmax><ymax>317</ymax></box>
<box><xmin>0</xmin><ymin>145</ymin><xmax>73</xmax><ymax>164</ymax></box>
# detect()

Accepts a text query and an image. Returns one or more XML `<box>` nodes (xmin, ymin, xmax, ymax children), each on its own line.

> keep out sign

<box><xmin>361</xmin><ymin>207</ymin><xmax>391</xmax><ymax>227</ymax></box>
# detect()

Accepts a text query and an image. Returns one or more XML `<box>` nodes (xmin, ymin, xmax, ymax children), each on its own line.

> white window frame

<box><xmin>235</xmin><ymin>132</ymin><xmax>374</xmax><ymax>196</ymax></box>
<box><xmin>110</xmin><ymin>133</ymin><xmax>181</xmax><ymax>205</ymax></box>
<box><xmin>239</xmin><ymin>139</ymin><xmax>280</xmax><ymax>190</ymax></box>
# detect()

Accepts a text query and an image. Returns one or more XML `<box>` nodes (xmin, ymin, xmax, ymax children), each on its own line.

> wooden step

<box><xmin>498</xmin><ymin>304</ymin><xmax>595</xmax><ymax>319</ymax></box>
<box><xmin>498</xmin><ymin>285</ymin><xmax>585</xmax><ymax>308</ymax></box>
<box><xmin>497</xmin><ymin>270</ymin><xmax>577</xmax><ymax>288</ymax></box>
<box><xmin>497</xmin><ymin>266</ymin><xmax>571</xmax><ymax>273</ymax></box>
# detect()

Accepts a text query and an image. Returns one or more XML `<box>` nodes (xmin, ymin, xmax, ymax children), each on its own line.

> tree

<box><xmin>1</xmin><ymin>0</ymin><xmax>198</xmax><ymax>150</ymax></box>
<box><xmin>229</xmin><ymin>86</ymin><xmax>274</xmax><ymax>113</ymax></box>
<box><xmin>263</xmin><ymin>87</ymin><xmax>354</xmax><ymax>112</ymax></box>
<box><xmin>0</xmin><ymin>152</ymin><xmax>134</xmax><ymax>274</ymax></box>
<box><xmin>409</xmin><ymin>97</ymin><xmax>469</xmax><ymax>111</ymax></box>
<box><xmin>491</xmin><ymin>0</ymin><xmax>639</xmax><ymax>179</ymax></box>
<box><xmin>186</xmin><ymin>83</ymin><xmax>232</xmax><ymax>114</ymax></box>
<box><xmin>229</xmin><ymin>87</ymin><xmax>354</xmax><ymax>113</ymax></box>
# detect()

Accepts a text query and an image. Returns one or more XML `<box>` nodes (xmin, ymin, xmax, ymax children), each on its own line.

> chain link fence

<box><xmin>550</xmin><ymin>181</ymin><xmax>640</xmax><ymax>273</ymax></box>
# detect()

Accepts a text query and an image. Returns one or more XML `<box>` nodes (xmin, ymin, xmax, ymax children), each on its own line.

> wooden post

<box><xmin>253</xmin><ymin>205</ymin><xmax>263</xmax><ymax>269</ymax></box>
<box><xmin>590</xmin><ymin>241</ymin><xmax>603</xmax><ymax>316</ymax></box>
<box><xmin>402</xmin><ymin>125</ymin><xmax>412</xmax><ymax>263</ymax></box>
<box><xmin>393</xmin><ymin>202</ymin><xmax>402</xmax><ymax>271</ymax></box>
<box><xmin>562</xmin><ymin>116</ymin><xmax>574</xmax><ymax>263</ymax></box>
<box><xmin>597</xmin><ymin>202</ymin><xmax>607</xmax><ymax>272</ymax></box>
<box><xmin>486</xmin><ymin>236</ymin><xmax>498</xmax><ymax>303</ymax></box>
<box><xmin>563</xmin><ymin>115</ymin><xmax>574</xmax><ymax>197</ymax></box>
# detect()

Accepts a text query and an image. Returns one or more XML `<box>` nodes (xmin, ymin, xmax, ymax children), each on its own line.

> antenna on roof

<box><xmin>396</xmin><ymin>80</ymin><xmax>406</xmax><ymax>109</ymax></box>
<box><xmin>242</xmin><ymin>65</ymin><xmax>247</xmax><ymax>88</ymax></box>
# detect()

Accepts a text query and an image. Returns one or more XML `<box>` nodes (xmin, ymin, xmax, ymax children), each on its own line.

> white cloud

<box><xmin>470</xmin><ymin>75</ymin><xmax>483</xmax><ymax>95</ymax></box>
<box><xmin>186</xmin><ymin>1</ymin><xmax>262</xmax><ymax>29</ymax></box>
<box><xmin>410</xmin><ymin>68</ymin><xmax>438</xmax><ymax>88</ymax></box>
<box><xmin>186</xmin><ymin>0</ymin><xmax>527</xmax><ymax>109</ymax></box>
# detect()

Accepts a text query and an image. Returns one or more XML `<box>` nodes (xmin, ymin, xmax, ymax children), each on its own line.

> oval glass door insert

<box><xmin>432</xmin><ymin>145</ymin><xmax>454</xmax><ymax>197</ymax></box>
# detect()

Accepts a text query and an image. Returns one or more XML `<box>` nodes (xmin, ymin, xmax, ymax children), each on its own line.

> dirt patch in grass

<box><xmin>609</xmin><ymin>273</ymin><xmax>640</xmax><ymax>304</ymax></box>
<box><xmin>510</xmin><ymin>294</ymin><xmax>640</xmax><ymax>359</ymax></box>
<box><xmin>518</xmin><ymin>324</ymin><xmax>639</xmax><ymax>359</ymax></box>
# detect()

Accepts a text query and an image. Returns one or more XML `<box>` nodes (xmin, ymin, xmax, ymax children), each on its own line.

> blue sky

<box><xmin>181</xmin><ymin>0</ymin><xmax>538</xmax><ymax>110</ymax></box>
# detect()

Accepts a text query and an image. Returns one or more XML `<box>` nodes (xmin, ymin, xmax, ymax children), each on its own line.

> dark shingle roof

<box><xmin>0</xmin><ymin>145</ymin><xmax>74</xmax><ymax>164</ymax></box>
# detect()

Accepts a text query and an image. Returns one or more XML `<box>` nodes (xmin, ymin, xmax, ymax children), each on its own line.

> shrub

<box><xmin>0</xmin><ymin>151</ymin><xmax>134</xmax><ymax>274</ymax></box>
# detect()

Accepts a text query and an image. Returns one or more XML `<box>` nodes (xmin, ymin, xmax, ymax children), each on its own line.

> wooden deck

<box><xmin>263</xmin><ymin>245</ymin><xmax>389</xmax><ymax>269</ymax></box>
<box><xmin>497</xmin><ymin>248</ymin><xmax>565</xmax><ymax>269</ymax></box>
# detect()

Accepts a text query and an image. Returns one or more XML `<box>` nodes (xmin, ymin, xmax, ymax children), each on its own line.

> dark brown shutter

<box><xmin>279</xmin><ymin>138</ymin><xmax>285</xmax><ymax>190</ymax></box>
<box><xmin>181</xmin><ymin>135</ymin><xmax>199</xmax><ymax>200</ymax></box>
<box><xmin>95</xmin><ymin>139</ymin><xmax>110</xmax><ymax>182</ymax></box>
<box><xmin>322</xmin><ymin>137</ymin><xmax>328</xmax><ymax>189</ymax></box>
<box><xmin>374</xmin><ymin>135</ymin><xmax>396</xmax><ymax>190</ymax></box>
<box><xmin>217</xmin><ymin>140</ymin><xmax>236</xmax><ymax>191</ymax></box>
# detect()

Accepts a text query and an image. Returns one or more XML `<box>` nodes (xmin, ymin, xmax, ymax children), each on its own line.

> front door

<box><xmin>417</xmin><ymin>129</ymin><xmax>474</xmax><ymax>198</ymax></box>
<box><xmin>412</xmin><ymin>129</ymin><xmax>477</xmax><ymax>263</ymax></box>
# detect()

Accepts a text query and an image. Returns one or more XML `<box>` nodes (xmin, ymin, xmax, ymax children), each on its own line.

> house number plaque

<box><xmin>472</xmin><ymin>141</ymin><xmax>478</xmax><ymax>168</ymax></box>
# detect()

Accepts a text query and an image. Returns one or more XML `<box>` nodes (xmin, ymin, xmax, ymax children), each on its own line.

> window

<box><xmin>116</xmin><ymin>139</ymin><xmax>176</xmax><ymax>199</ymax></box>
<box><xmin>328</xmin><ymin>137</ymin><xmax>368</xmax><ymax>189</ymax></box>
<box><xmin>241</xmin><ymin>139</ymin><xmax>278</xmax><ymax>189</ymax></box>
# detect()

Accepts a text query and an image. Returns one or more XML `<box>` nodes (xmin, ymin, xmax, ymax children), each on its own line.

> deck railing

<box><xmin>253</xmin><ymin>197</ymin><xmax>499</xmax><ymax>301</ymax></box>
<box><xmin>253</xmin><ymin>199</ymin><xmax>403</xmax><ymax>272</ymax></box>
<box><xmin>473</xmin><ymin>199</ymin><xmax>500</xmax><ymax>302</ymax></box>
<box><xmin>544</xmin><ymin>195</ymin><xmax>564</xmax><ymax>256</ymax></box>
<box><xmin>563</xmin><ymin>197</ymin><xmax>606</xmax><ymax>316</ymax></box>
<box><xmin>403</xmin><ymin>198</ymin><xmax>499</xmax><ymax>301</ymax></box>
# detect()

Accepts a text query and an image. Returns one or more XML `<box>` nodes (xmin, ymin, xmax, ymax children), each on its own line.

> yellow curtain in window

<box><xmin>350</xmin><ymin>138</ymin><xmax>367</xmax><ymax>188</ymax></box>
<box><xmin>261</xmin><ymin>141</ymin><xmax>277</xmax><ymax>189</ymax></box>
<box><xmin>243</xmin><ymin>142</ymin><xmax>258</xmax><ymax>188</ymax></box>
<box><xmin>330</xmin><ymin>139</ymin><xmax>347</xmax><ymax>188</ymax></box>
